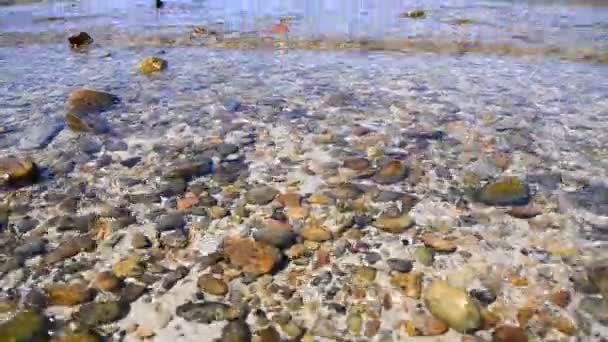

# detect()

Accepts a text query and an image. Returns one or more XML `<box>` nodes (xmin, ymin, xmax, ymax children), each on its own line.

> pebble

<box><xmin>156</xmin><ymin>212</ymin><xmax>186</xmax><ymax>232</ymax></box>
<box><xmin>476</xmin><ymin>177</ymin><xmax>531</xmax><ymax>206</ymax></box>
<box><xmin>423</xmin><ymin>280</ymin><xmax>481</xmax><ymax>332</ymax></box>
<box><xmin>365</xmin><ymin>252</ymin><xmax>382</xmax><ymax>264</ymax></box>
<box><xmin>160</xmin><ymin>230</ymin><xmax>189</xmax><ymax>248</ymax></box>
<box><xmin>372</xmin><ymin>160</ymin><xmax>408</xmax><ymax>184</ymax></box>
<box><xmin>223</xmin><ymin>237</ymin><xmax>281</xmax><ymax>275</ymax></box>
<box><xmin>491</xmin><ymin>325</ymin><xmax>528</xmax><ymax>342</ymax></box>
<box><xmin>198</xmin><ymin>274</ymin><xmax>229</xmax><ymax>296</ymax></box>
<box><xmin>245</xmin><ymin>186</ymin><xmax>279</xmax><ymax>205</ymax></box>
<box><xmin>422</xmin><ymin>234</ymin><xmax>457</xmax><ymax>253</ymax></box>
<box><xmin>138</xmin><ymin>56</ymin><xmax>168</xmax><ymax>74</ymax></box>
<box><xmin>131</xmin><ymin>232</ymin><xmax>152</xmax><ymax>249</ymax></box>
<box><xmin>0</xmin><ymin>156</ymin><xmax>38</xmax><ymax>185</ymax></box>
<box><xmin>373</xmin><ymin>212</ymin><xmax>415</xmax><ymax>234</ymax></box>
<box><xmin>253</xmin><ymin>222</ymin><xmax>297</xmax><ymax>249</ymax></box>
<box><xmin>175</xmin><ymin>301</ymin><xmax>235</xmax><ymax>323</ymax></box>
<box><xmin>391</xmin><ymin>272</ymin><xmax>422</xmax><ymax>298</ymax></box>
<box><xmin>0</xmin><ymin>310</ymin><xmax>47</xmax><ymax>341</ymax></box>
<box><xmin>112</xmin><ymin>255</ymin><xmax>145</xmax><ymax>278</ymax></box>
<box><xmin>19</xmin><ymin>118</ymin><xmax>63</xmax><ymax>150</ymax></box>
<box><xmin>470</xmin><ymin>288</ymin><xmax>497</xmax><ymax>305</ymax></box>
<box><xmin>68</xmin><ymin>31</ymin><xmax>93</xmax><ymax>47</ymax></box>
<box><xmin>220</xmin><ymin>320</ymin><xmax>252</xmax><ymax>342</ymax></box>
<box><xmin>300</xmin><ymin>220</ymin><xmax>333</xmax><ymax>241</ymax></box>
<box><xmin>423</xmin><ymin>316</ymin><xmax>449</xmax><ymax>336</ymax></box>
<box><xmin>75</xmin><ymin>301</ymin><xmax>129</xmax><ymax>327</ymax></box>
<box><xmin>45</xmin><ymin>282</ymin><xmax>93</xmax><ymax>306</ymax></box>
<box><xmin>92</xmin><ymin>271</ymin><xmax>123</xmax><ymax>292</ymax></box>
<box><xmin>66</xmin><ymin>88</ymin><xmax>118</xmax><ymax>114</ymax></box>
<box><xmin>551</xmin><ymin>289</ymin><xmax>571</xmax><ymax>308</ymax></box>
<box><xmin>256</xmin><ymin>326</ymin><xmax>281</xmax><ymax>342</ymax></box>
<box><xmin>120</xmin><ymin>282</ymin><xmax>147</xmax><ymax>303</ymax></box>
<box><xmin>387</xmin><ymin>258</ymin><xmax>413</xmax><ymax>273</ymax></box>
<box><xmin>352</xmin><ymin>266</ymin><xmax>377</xmax><ymax>286</ymax></box>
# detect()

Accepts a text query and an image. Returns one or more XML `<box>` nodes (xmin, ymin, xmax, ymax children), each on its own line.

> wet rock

<box><xmin>470</xmin><ymin>288</ymin><xmax>497</xmax><ymax>305</ymax></box>
<box><xmin>373</xmin><ymin>212</ymin><xmax>414</xmax><ymax>234</ymax></box>
<box><xmin>65</xmin><ymin>89</ymin><xmax>118</xmax><ymax>131</ymax></box>
<box><xmin>331</xmin><ymin>183</ymin><xmax>364</xmax><ymax>200</ymax></box>
<box><xmin>0</xmin><ymin>310</ymin><xmax>48</xmax><ymax>341</ymax></box>
<box><xmin>120</xmin><ymin>282</ymin><xmax>147</xmax><ymax>303</ymax></box>
<box><xmin>22</xmin><ymin>288</ymin><xmax>47</xmax><ymax>310</ymax></box>
<box><xmin>68</xmin><ymin>31</ymin><xmax>93</xmax><ymax>48</ymax></box>
<box><xmin>223</xmin><ymin>237</ymin><xmax>281</xmax><ymax>275</ymax></box>
<box><xmin>52</xmin><ymin>331</ymin><xmax>101</xmax><ymax>342</ymax></box>
<box><xmin>138</xmin><ymin>56</ymin><xmax>168</xmax><ymax>74</ymax></box>
<box><xmin>588</xmin><ymin>261</ymin><xmax>608</xmax><ymax>298</ymax></box>
<box><xmin>387</xmin><ymin>258</ymin><xmax>413</xmax><ymax>273</ymax></box>
<box><xmin>256</xmin><ymin>326</ymin><xmax>281</xmax><ymax>342</ymax></box>
<box><xmin>112</xmin><ymin>255</ymin><xmax>145</xmax><ymax>278</ymax></box>
<box><xmin>46</xmin><ymin>283</ymin><xmax>93</xmax><ymax>306</ymax></box>
<box><xmin>159</xmin><ymin>177</ymin><xmax>187</xmax><ymax>197</ymax></box>
<box><xmin>44</xmin><ymin>236</ymin><xmax>95</xmax><ymax>264</ymax></box>
<box><xmin>507</xmin><ymin>204</ymin><xmax>542</xmax><ymax>219</ymax></box>
<box><xmin>475</xmin><ymin>177</ymin><xmax>531</xmax><ymax>206</ymax></box>
<box><xmin>104</xmin><ymin>139</ymin><xmax>128</xmax><ymax>151</ymax></box>
<box><xmin>65</xmin><ymin>111</ymin><xmax>110</xmax><ymax>134</ymax></box>
<box><xmin>253</xmin><ymin>223</ymin><xmax>296</xmax><ymax>249</ymax></box>
<box><xmin>198</xmin><ymin>274</ymin><xmax>228</xmax><ymax>296</ymax></box>
<box><xmin>92</xmin><ymin>271</ymin><xmax>123</xmax><ymax>292</ymax></box>
<box><xmin>15</xmin><ymin>216</ymin><xmax>38</xmax><ymax>233</ymax></box>
<box><xmin>300</xmin><ymin>219</ymin><xmax>332</xmax><ymax>242</ymax></box>
<box><xmin>422</xmin><ymin>234</ymin><xmax>457</xmax><ymax>253</ymax></box>
<box><xmin>373</xmin><ymin>160</ymin><xmax>408</xmax><ymax>184</ymax></box>
<box><xmin>223</xmin><ymin>98</ymin><xmax>242</xmax><ymax>113</ymax></box>
<box><xmin>19</xmin><ymin>118</ymin><xmax>63</xmax><ymax>150</ymax></box>
<box><xmin>567</xmin><ymin>183</ymin><xmax>608</xmax><ymax>216</ymax></box>
<box><xmin>160</xmin><ymin>230</ymin><xmax>189</xmax><ymax>249</ymax></box>
<box><xmin>365</xmin><ymin>251</ymin><xmax>382</xmax><ymax>264</ymax></box>
<box><xmin>131</xmin><ymin>232</ymin><xmax>152</xmax><ymax>249</ymax></box>
<box><xmin>78</xmin><ymin>136</ymin><xmax>102</xmax><ymax>154</ymax></box>
<box><xmin>168</xmin><ymin>158</ymin><xmax>213</xmax><ymax>180</ymax></box>
<box><xmin>551</xmin><ymin>289</ymin><xmax>571</xmax><ymax>308</ymax></box>
<box><xmin>120</xmin><ymin>156</ymin><xmax>141</xmax><ymax>168</ymax></box>
<box><xmin>342</xmin><ymin>158</ymin><xmax>371</xmax><ymax>171</ymax></box>
<box><xmin>128</xmin><ymin>192</ymin><xmax>161</xmax><ymax>204</ymax></box>
<box><xmin>75</xmin><ymin>301</ymin><xmax>129</xmax><ymax>327</ymax></box>
<box><xmin>347</xmin><ymin>312</ymin><xmax>363</xmax><ymax>335</ymax></box>
<box><xmin>245</xmin><ymin>186</ymin><xmax>279</xmax><ymax>205</ymax></box>
<box><xmin>325</xmin><ymin>92</ymin><xmax>356</xmax><ymax>107</ymax></box>
<box><xmin>391</xmin><ymin>272</ymin><xmax>422</xmax><ymax>298</ymax></box>
<box><xmin>0</xmin><ymin>156</ymin><xmax>38</xmax><ymax>185</ymax></box>
<box><xmin>424</xmin><ymin>280</ymin><xmax>481</xmax><ymax>332</ymax></box>
<box><xmin>56</xmin><ymin>214</ymin><xmax>95</xmax><ymax>232</ymax></box>
<box><xmin>352</xmin><ymin>266</ymin><xmax>377</xmax><ymax>286</ymax></box>
<box><xmin>14</xmin><ymin>238</ymin><xmax>46</xmax><ymax>258</ymax></box>
<box><xmin>175</xmin><ymin>301</ymin><xmax>234</xmax><ymax>323</ymax></box>
<box><xmin>277</xmin><ymin>193</ymin><xmax>301</xmax><ymax>208</ymax></box>
<box><xmin>492</xmin><ymin>325</ymin><xmax>528</xmax><ymax>342</ymax></box>
<box><xmin>156</xmin><ymin>212</ymin><xmax>186</xmax><ymax>232</ymax></box>
<box><xmin>400</xmin><ymin>9</ymin><xmax>426</xmax><ymax>18</ymax></box>
<box><xmin>221</xmin><ymin>320</ymin><xmax>252</xmax><ymax>342</ymax></box>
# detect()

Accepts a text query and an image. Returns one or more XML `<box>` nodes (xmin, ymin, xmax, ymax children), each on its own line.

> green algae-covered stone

<box><xmin>0</xmin><ymin>311</ymin><xmax>48</xmax><ymax>342</ymax></box>
<box><xmin>138</xmin><ymin>57</ymin><xmax>168</xmax><ymax>75</ymax></box>
<box><xmin>475</xmin><ymin>177</ymin><xmax>530</xmax><ymax>206</ymax></box>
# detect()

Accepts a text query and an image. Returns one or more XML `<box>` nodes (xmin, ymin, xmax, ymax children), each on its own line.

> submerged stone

<box><xmin>176</xmin><ymin>301</ymin><xmax>234</xmax><ymax>323</ymax></box>
<box><xmin>68</xmin><ymin>31</ymin><xmax>93</xmax><ymax>48</ymax></box>
<box><xmin>19</xmin><ymin>118</ymin><xmax>63</xmax><ymax>150</ymax></box>
<box><xmin>475</xmin><ymin>177</ymin><xmax>530</xmax><ymax>206</ymax></box>
<box><xmin>567</xmin><ymin>183</ymin><xmax>608</xmax><ymax>216</ymax></box>
<box><xmin>0</xmin><ymin>311</ymin><xmax>48</xmax><ymax>342</ymax></box>
<box><xmin>424</xmin><ymin>280</ymin><xmax>481</xmax><ymax>332</ymax></box>
<box><xmin>138</xmin><ymin>56</ymin><xmax>168</xmax><ymax>75</ymax></box>
<box><xmin>373</xmin><ymin>212</ymin><xmax>415</xmax><ymax>234</ymax></box>
<box><xmin>221</xmin><ymin>320</ymin><xmax>252</xmax><ymax>342</ymax></box>
<box><xmin>373</xmin><ymin>160</ymin><xmax>408</xmax><ymax>184</ymax></box>
<box><xmin>0</xmin><ymin>157</ymin><xmax>38</xmax><ymax>185</ymax></box>
<box><xmin>75</xmin><ymin>301</ymin><xmax>130</xmax><ymax>326</ymax></box>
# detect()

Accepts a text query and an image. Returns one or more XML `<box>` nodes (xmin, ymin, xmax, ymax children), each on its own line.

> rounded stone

<box><xmin>475</xmin><ymin>177</ymin><xmax>531</xmax><ymax>206</ymax></box>
<box><xmin>245</xmin><ymin>186</ymin><xmax>279</xmax><ymax>205</ymax></box>
<box><xmin>198</xmin><ymin>274</ymin><xmax>229</xmax><ymax>296</ymax></box>
<box><xmin>92</xmin><ymin>271</ymin><xmax>123</xmax><ymax>292</ymax></box>
<box><xmin>138</xmin><ymin>56</ymin><xmax>168</xmax><ymax>74</ymax></box>
<box><xmin>0</xmin><ymin>157</ymin><xmax>38</xmax><ymax>185</ymax></box>
<box><xmin>387</xmin><ymin>258</ymin><xmax>413</xmax><ymax>273</ymax></box>
<box><xmin>423</xmin><ymin>280</ymin><xmax>481</xmax><ymax>332</ymax></box>
<box><xmin>373</xmin><ymin>212</ymin><xmax>415</xmax><ymax>234</ymax></box>
<box><xmin>492</xmin><ymin>325</ymin><xmax>528</xmax><ymax>342</ymax></box>
<box><xmin>373</xmin><ymin>160</ymin><xmax>408</xmax><ymax>184</ymax></box>
<box><xmin>221</xmin><ymin>320</ymin><xmax>252</xmax><ymax>342</ymax></box>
